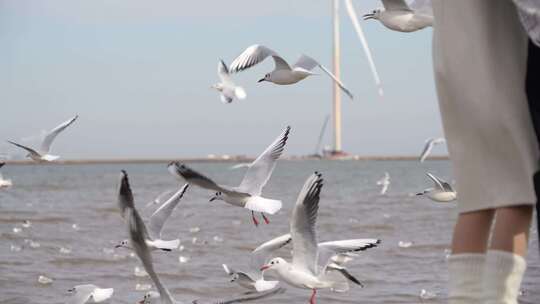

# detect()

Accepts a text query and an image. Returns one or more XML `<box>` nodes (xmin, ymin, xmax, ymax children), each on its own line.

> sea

<box><xmin>0</xmin><ymin>160</ymin><xmax>538</xmax><ymax>304</ymax></box>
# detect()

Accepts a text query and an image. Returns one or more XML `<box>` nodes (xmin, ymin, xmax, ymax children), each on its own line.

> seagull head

<box><xmin>260</xmin><ymin>257</ymin><xmax>286</xmax><ymax>272</ymax></box>
<box><xmin>114</xmin><ymin>239</ymin><xmax>130</xmax><ymax>249</ymax></box>
<box><xmin>258</xmin><ymin>73</ymin><xmax>271</xmax><ymax>83</ymax></box>
<box><xmin>363</xmin><ymin>9</ymin><xmax>381</xmax><ymax>20</ymax></box>
<box><xmin>230</xmin><ymin>273</ymin><xmax>239</xmax><ymax>283</ymax></box>
<box><xmin>139</xmin><ymin>291</ymin><xmax>160</xmax><ymax>304</ymax></box>
<box><xmin>209</xmin><ymin>192</ymin><xmax>223</xmax><ymax>202</ymax></box>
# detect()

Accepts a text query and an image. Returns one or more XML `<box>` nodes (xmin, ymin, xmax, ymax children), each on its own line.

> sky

<box><xmin>0</xmin><ymin>0</ymin><xmax>445</xmax><ymax>159</ymax></box>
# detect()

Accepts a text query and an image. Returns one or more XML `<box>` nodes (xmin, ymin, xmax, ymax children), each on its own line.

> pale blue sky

<box><xmin>0</xmin><ymin>0</ymin><xmax>445</xmax><ymax>159</ymax></box>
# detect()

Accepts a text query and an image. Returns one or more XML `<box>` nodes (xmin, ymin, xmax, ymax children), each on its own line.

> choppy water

<box><xmin>0</xmin><ymin>160</ymin><xmax>538</xmax><ymax>304</ymax></box>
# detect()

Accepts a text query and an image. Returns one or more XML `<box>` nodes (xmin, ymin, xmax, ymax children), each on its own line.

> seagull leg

<box><xmin>309</xmin><ymin>289</ymin><xmax>317</xmax><ymax>304</ymax></box>
<box><xmin>261</xmin><ymin>213</ymin><xmax>270</xmax><ymax>224</ymax></box>
<box><xmin>251</xmin><ymin>211</ymin><xmax>259</xmax><ymax>227</ymax></box>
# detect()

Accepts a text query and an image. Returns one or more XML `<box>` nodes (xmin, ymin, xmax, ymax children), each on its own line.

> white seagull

<box><xmin>260</xmin><ymin>173</ymin><xmax>380</xmax><ymax>304</ymax></box>
<box><xmin>168</xmin><ymin>126</ymin><xmax>290</xmax><ymax>226</ymax></box>
<box><xmin>416</xmin><ymin>172</ymin><xmax>456</xmax><ymax>202</ymax></box>
<box><xmin>66</xmin><ymin>284</ymin><xmax>114</xmax><ymax>304</ymax></box>
<box><xmin>0</xmin><ymin>163</ymin><xmax>13</xmax><ymax>188</ymax></box>
<box><xmin>120</xmin><ymin>173</ymin><xmax>285</xmax><ymax>304</ymax></box>
<box><xmin>222</xmin><ymin>234</ymin><xmax>292</xmax><ymax>293</ymax></box>
<box><xmin>116</xmin><ymin>172</ymin><xmax>188</xmax><ymax>252</ymax></box>
<box><xmin>228</xmin><ymin>45</ymin><xmax>353</xmax><ymax>99</ymax></box>
<box><xmin>419</xmin><ymin>137</ymin><xmax>445</xmax><ymax>162</ymax></box>
<box><xmin>7</xmin><ymin>115</ymin><xmax>78</xmax><ymax>162</ymax></box>
<box><xmin>376</xmin><ymin>172</ymin><xmax>390</xmax><ymax>195</ymax></box>
<box><xmin>212</xmin><ymin>59</ymin><xmax>247</xmax><ymax>104</ymax></box>
<box><xmin>363</xmin><ymin>0</ymin><xmax>433</xmax><ymax>33</ymax></box>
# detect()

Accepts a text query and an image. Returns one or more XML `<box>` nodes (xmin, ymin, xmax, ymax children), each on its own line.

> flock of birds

<box><xmin>0</xmin><ymin>1</ymin><xmax>457</xmax><ymax>303</ymax></box>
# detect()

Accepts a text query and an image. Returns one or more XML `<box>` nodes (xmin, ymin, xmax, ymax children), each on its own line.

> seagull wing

<box><xmin>291</xmin><ymin>172</ymin><xmax>323</xmax><ymax>275</ymax></box>
<box><xmin>117</xmin><ymin>170</ymin><xmax>136</xmax><ymax>219</ymax></box>
<box><xmin>426</xmin><ymin>172</ymin><xmax>445</xmax><ymax>191</ymax></box>
<box><xmin>67</xmin><ymin>285</ymin><xmax>95</xmax><ymax>304</ymax></box>
<box><xmin>250</xmin><ymin>233</ymin><xmax>292</xmax><ymax>278</ymax></box>
<box><xmin>148</xmin><ymin>184</ymin><xmax>189</xmax><ymax>239</ymax></box>
<box><xmin>229</xmin><ymin>45</ymin><xmax>290</xmax><ymax>73</ymax></box>
<box><xmin>317</xmin><ymin>239</ymin><xmax>381</xmax><ymax>271</ymax></box>
<box><xmin>127</xmin><ymin>207</ymin><xmax>178</xmax><ymax>304</ymax></box>
<box><xmin>294</xmin><ymin>55</ymin><xmax>354</xmax><ymax>99</ymax></box>
<box><xmin>237</xmin><ymin>126</ymin><xmax>290</xmax><ymax>195</ymax></box>
<box><xmin>382</xmin><ymin>0</ymin><xmax>411</xmax><ymax>11</ymax></box>
<box><xmin>7</xmin><ymin>141</ymin><xmax>41</xmax><ymax>158</ymax></box>
<box><xmin>40</xmin><ymin>115</ymin><xmax>78</xmax><ymax>154</ymax></box>
<box><xmin>419</xmin><ymin>139</ymin><xmax>434</xmax><ymax>162</ymax></box>
<box><xmin>218</xmin><ymin>59</ymin><xmax>233</xmax><ymax>85</ymax></box>
<box><xmin>409</xmin><ymin>0</ymin><xmax>433</xmax><ymax>15</ymax></box>
<box><xmin>168</xmin><ymin>162</ymin><xmax>234</xmax><ymax>194</ymax></box>
<box><xmin>91</xmin><ymin>288</ymin><xmax>114</xmax><ymax>303</ymax></box>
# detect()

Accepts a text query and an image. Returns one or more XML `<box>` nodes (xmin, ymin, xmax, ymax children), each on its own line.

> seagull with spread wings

<box><xmin>66</xmin><ymin>284</ymin><xmax>114</xmax><ymax>304</ymax></box>
<box><xmin>168</xmin><ymin>126</ymin><xmax>290</xmax><ymax>226</ymax></box>
<box><xmin>260</xmin><ymin>172</ymin><xmax>380</xmax><ymax>304</ymax></box>
<box><xmin>228</xmin><ymin>45</ymin><xmax>353</xmax><ymax>99</ymax></box>
<box><xmin>7</xmin><ymin>115</ymin><xmax>78</xmax><ymax>162</ymax></box>
<box><xmin>416</xmin><ymin>172</ymin><xmax>457</xmax><ymax>202</ymax></box>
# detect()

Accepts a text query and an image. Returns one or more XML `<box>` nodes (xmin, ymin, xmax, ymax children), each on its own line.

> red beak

<box><xmin>260</xmin><ymin>265</ymin><xmax>270</xmax><ymax>271</ymax></box>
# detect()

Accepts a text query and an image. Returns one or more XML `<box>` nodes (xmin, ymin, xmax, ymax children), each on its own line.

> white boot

<box><xmin>448</xmin><ymin>253</ymin><xmax>485</xmax><ymax>304</ymax></box>
<box><xmin>483</xmin><ymin>250</ymin><xmax>526</xmax><ymax>304</ymax></box>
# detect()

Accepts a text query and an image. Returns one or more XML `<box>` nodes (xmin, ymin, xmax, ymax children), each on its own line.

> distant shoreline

<box><xmin>1</xmin><ymin>155</ymin><xmax>449</xmax><ymax>165</ymax></box>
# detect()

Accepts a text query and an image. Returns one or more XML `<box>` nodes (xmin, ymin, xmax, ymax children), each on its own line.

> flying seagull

<box><xmin>416</xmin><ymin>172</ymin><xmax>457</xmax><ymax>202</ymax></box>
<box><xmin>168</xmin><ymin>126</ymin><xmax>290</xmax><ymax>226</ymax></box>
<box><xmin>66</xmin><ymin>284</ymin><xmax>114</xmax><ymax>304</ymax></box>
<box><xmin>376</xmin><ymin>172</ymin><xmax>390</xmax><ymax>195</ymax></box>
<box><xmin>260</xmin><ymin>172</ymin><xmax>380</xmax><ymax>304</ymax></box>
<box><xmin>7</xmin><ymin>115</ymin><xmax>78</xmax><ymax>162</ymax></box>
<box><xmin>228</xmin><ymin>45</ymin><xmax>353</xmax><ymax>99</ymax></box>
<box><xmin>116</xmin><ymin>171</ymin><xmax>188</xmax><ymax>252</ymax></box>
<box><xmin>212</xmin><ymin>59</ymin><xmax>247</xmax><ymax>104</ymax></box>
<box><xmin>364</xmin><ymin>0</ymin><xmax>433</xmax><ymax>32</ymax></box>
<box><xmin>419</xmin><ymin>137</ymin><xmax>445</xmax><ymax>162</ymax></box>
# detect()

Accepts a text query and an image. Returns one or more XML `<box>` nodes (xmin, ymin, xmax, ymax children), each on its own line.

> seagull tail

<box><xmin>245</xmin><ymin>197</ymin><xmax>282</xmax><ymax>215</ymax></box>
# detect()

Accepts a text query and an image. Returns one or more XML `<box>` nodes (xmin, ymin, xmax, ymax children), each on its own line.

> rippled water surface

<box><xmin>0</xmin><ymin>160</ymin><xmax>538</xmax><ymax>304</ymax></box>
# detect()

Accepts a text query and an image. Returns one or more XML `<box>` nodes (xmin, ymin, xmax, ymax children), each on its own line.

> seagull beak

<box><xmin>363</xmin><ymin>13</ymin><xmax>374</xmax><ymax>20</ymax></box>
<box><xmin>260</xmin><ymin>265</ymin><xmax>270</xmax><ymax>271</ymax></box>
<box><xmin>138</xmin><ymin>300</ymin><xmax>145</xmax><ymax>304</ymax></box>
<box><xmin>257</xmin><ymin>78</ymin><xmax>265</xmax><ymax>83</ymax></box>
<box><xmin>209</xmin><ymin>196</ymin><xmax>217</xmax><ymax>202</ymax></box>
<box><xmin>114</xmin><ymin>244</ymin><xmax>122</xmax><ymax>248</ymax></box>
<box><xmin>416</xmin><ymin>192</ymin><xmax>424</xmax><ymax>196</ymax></box>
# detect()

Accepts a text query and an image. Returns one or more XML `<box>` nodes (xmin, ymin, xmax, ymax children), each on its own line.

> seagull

<box><xmin>376</xmin><ymin>172</ymin><xmax>390</xmax><ymax>195</ymax></box>
<box><xmin>260</xmin><ymin>173</ymin><xmax>380</xmax><ymax>304</ymax></box>
<box><xmin>7</xmin><ymin>115</ymin><xmax>78</xmax><ymax>162</ymax></box>
<box><xmin>66</xmin><ymin>284</ymin><xmax>114</xmax><ymax>304</ymax></box>
<box><xmin>416</xmin><ymin>173</ymin><xmax>456</xmax><ymax>202</ymax></box>
<box><xmin>168</xmin><ymin>126</ymin><xmax>290</xmax><ymax>226</ymax></box>
<box><xmin>363</xmin><ymin>0</ymin><xmax>433</xmax><ymax>33</ymax></box>
<box><xmin>120</xmin><ymin>173</ymin><xmax>285</xmax><ymax>304</ymax></box>
<box><xmin>222</xmin><ymin>234</ymin><xmax>292</xmax><ymax>293</ymax></box>
<box><xmin>228</xmin><ymin>45</ymin><xmax>353</xmax><ymax>99</ymax></box>
<box><xmin>116</xmin><ymin>172</ymin><xmax>188</xmax><ymax>252</ymax></box>
<box><xmin>0</xmin><ymin>163</ymin><xmax>13</xmax><ymax>188</ymax></box>
<box><xmin>212</xmin><ymin>59</ymin><xmax>247</xmax><ymax>104</ymax></box>
<box><xmin>419</xmin><ymin>137</ymin><xmax>445</xmax><ymax>163</ymax></box>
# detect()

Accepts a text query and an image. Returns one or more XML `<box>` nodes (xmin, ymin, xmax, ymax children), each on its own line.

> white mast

<box><xmin>332</xmin><ymin>0</ymin><xmax>342</xmax><ymax>154</ymax></box>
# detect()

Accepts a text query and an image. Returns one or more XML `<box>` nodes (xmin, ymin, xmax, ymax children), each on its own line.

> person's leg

<box><xmin>452</xmin><ymin>210</ymin><xmax>495</xmax><ymax>254</ymax></box>
<box><xmin>447</xmin><ymin>210</ymin><xmax>494</xmax><ymax>304</ymax></box>
<box><xmin>482</xmin><ymin>206</ymin><xmax>532</xmax><ymax>304</ymax></box>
